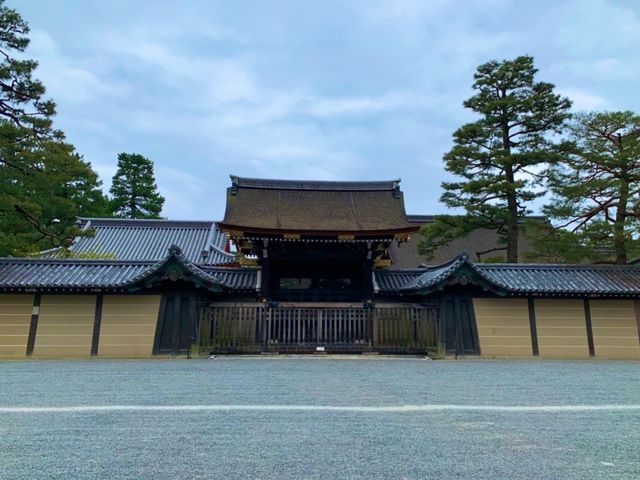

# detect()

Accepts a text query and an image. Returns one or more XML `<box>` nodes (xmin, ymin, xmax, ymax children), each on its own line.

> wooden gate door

<box><xmin>441</xmin><ymin>294</ymin><xmax>480</xmax><ymax>356</ymax></box>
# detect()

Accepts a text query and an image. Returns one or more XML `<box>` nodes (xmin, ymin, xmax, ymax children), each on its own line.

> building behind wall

<box><xmin>0</xmin><ymin>175</ymin><xmax>639</xmax><ymax>359</ymax></box>
<box><xmin>390</xmin><ymin>215</ymin><xmax>545</xmax><ymax>268</ymax></box>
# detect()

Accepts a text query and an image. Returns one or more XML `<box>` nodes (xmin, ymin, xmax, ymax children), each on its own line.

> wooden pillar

<box><xmin>26</xmin><ymin>293</ymin><xmax>41</xmax><ymax>357</ymax></box>
<box><xmin>362</xmin><ymin>241</ymin><xmax>374</xmax><ymax>299</ymax></box>
<box><xmin>527</xmin><ymin>298</ymin><xmax>539</xmax><ymax>356</ymax></box>
<box><xmin>634</xmin><ymin>300</ymin><xmax>640</xmax><ymax>345</ymax></box>
<box><xmin>438</xmin><ymin>296</ymin><xmax>447</xmax><ymax>356</ymax></box>
<box><xmin>583</xmin><ymin>298</ymin><xmax>595</xmax><ymax>357</ymax></box>
<box><xmin>260</xmin><ymin>239</ymin><xmax>270</xmax><ymax>299</ymax></box>
<box><xmin>91</xmin><ymin>294</ymin><xmax>104</xmax><ymax>356</ymax></box>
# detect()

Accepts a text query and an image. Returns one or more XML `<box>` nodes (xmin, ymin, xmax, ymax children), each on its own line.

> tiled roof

<box><xmin>0</xmin><ymin>258</ymin><xmax>152</xmax><ymax>289</ymax></box>
<box><xmin>374</xmin><ymin>254</ymin><xmax>640</xmax><ymax>297</ymax></box>
<box><xmin>0</xmin><ymin>249</ymin><xmax>257</xmax><ymax>292</ymax></box>
<box><xmin>480</xmin><ymin>263</ymin><xmax>640</xmax><ymax>296</ymax></box>
<box><xmin>42</xmin><ymin>218</ymin><xmax>234</xmax><ymax>266</ymax></box>
<box><xmin>200</xmin><ymin>265</ymin><xmax>259</xmax><ymax>291</ymax></box>
<box><xmin>373</xmin><ymin>269</ymin><xmax>424</xmax><ymax>293</ymax></box>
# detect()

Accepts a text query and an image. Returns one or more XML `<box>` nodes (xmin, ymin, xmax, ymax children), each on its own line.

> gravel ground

<box><xmin>0</xmin><ymin>357</ymin><xmax>638</xmax><ymax>479</ymax></box>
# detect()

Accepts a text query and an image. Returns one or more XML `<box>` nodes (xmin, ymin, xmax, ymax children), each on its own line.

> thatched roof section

<box><xmin>219</xmin><ymin>176</ymin><xmax>417</xmax><ymax>237</ymax></box>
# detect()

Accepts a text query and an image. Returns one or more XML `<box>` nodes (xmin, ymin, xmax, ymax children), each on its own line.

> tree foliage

<box><xmin>0</xmin><ymin>122</ymin><xmax>108</xmax><ymax>256</ymax></box>
<box><xmin>0</xmin><ymin>0</ymin><xmax>56</xmax><ymax>139</ymax></box>
<box><xmin>0</xmin><ymin>2</ymin><xmax>109</xmax><ymax>256</ymax></box>
<box><xmin>110</xmin><ymin>153</ymin><xmax>164</xmax><ymax>219</ymax></box>
<box><xmin>419</xmin><ymin>56</ymin><xmax>572</xmax><ymax>262</ymax></box>
<box><xmin>533</xmin><ymin>111</ymin><xmax>640</xmax><ymax>264</ymax></box>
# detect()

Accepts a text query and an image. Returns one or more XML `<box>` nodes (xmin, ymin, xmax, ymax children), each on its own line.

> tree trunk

<box><xmin>501</xmin><ymin>108</ymin><xmax>518</xmax><ymax>263</ymax></box>
<box><xmin>504</xmin><ymin>164</ymin><xmax>519</xmax><ymax>263</ymax></box>
<box><xmin>130</xmin><ymin>188</ymin><xmax>137</xmax><ymax>219</ymax></box>
<box><xmin>614</xmin><ymin>177</ymin><xmax>629</xmax><ymax>264</ymax></box>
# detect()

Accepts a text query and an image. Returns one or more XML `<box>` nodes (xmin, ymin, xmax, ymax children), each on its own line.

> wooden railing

<box><xmin>198</xmin><ymin>302</ymin><xmax>439</xmax><ymax>353</ymax></box>
<box><xmin>373</xmin><ymin>305</ymin><xmax>438</xmax><ymax>348</ymax></box>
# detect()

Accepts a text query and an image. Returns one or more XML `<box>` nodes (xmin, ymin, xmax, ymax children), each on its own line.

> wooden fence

<box><xmin>198</xmin><ymin>302</ymin><xmax>439</xmax><ymax>353</ymax></box>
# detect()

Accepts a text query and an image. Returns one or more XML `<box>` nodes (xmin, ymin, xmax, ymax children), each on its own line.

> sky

<box><xmin>16</xmin><ymin>0</ymin><xmax>640</xmax><ymax>220</ymax></box>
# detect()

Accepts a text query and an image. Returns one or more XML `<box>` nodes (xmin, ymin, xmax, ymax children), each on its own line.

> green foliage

<box><xmin>535</xmin><ymin>111</ymin><xmax>640</xmax><ymax>264</ymax></box>
<box><xmin>0</xmin><ymin>2</ymin><xmax>110</xmax><ymax>256</ymax></box>
<box><xmin>0</xmin><ymin>0</ymin><xmax>56</xmax><ymax>138</ymax></box>
<box><xmin>110</xmin><ymin>153</ymin><xmax>165</xmax><ymax>219</ymax></box>
<box><xmin>0</xmin><ymin>122</ymin><xmax>109</xmax><ymax>256</ymax></box>
<box><xmin>420</xmin><ymin>55</ymin><xmax>572</xmax><ymax>262</ymax></box>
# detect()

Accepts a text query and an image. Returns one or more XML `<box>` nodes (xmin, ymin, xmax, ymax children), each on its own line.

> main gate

<box><xmin>198</xmin><ymin>302</ymin><xmax>440</xmax><ymax>354</ymax></box>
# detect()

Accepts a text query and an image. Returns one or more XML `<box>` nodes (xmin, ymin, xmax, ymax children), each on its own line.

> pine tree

<box><xmin>419</xmin><ymin>56</ymin><xmax>572</xmax><ymax>262</ymax></box>
<box><xmin>534</xmin><ymin>111</ymin><xmax>640</xmax><ymax>264</ymax></box>
<box><xmin>110</xmin><ymin>153</ymin><xmax>165</xmax><ymax>218</ymax></box>
<box><xmin>0</xmin><ymin>122</ymin><xmax>109</xmax><ymax>255</ymax></box>
<box><xmin>0</xmin><ymin>2</ymin><xmax>109</xmax><ymax>255</ymax></box>
<box><xmin>0</xmin><ymin>0</ymin><xmax>56</xmax><ymax>140</ymax></box>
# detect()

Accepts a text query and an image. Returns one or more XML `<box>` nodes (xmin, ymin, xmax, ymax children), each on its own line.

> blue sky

<box><xmin>16</xmin><ymin>0</ymin><xmax>640</xmax><ymax>219</ymax></box>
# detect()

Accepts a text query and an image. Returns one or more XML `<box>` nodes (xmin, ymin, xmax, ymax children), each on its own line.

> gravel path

<box><xmin>0</xmin><ymin>358</ymin><xmax>638</xmax><ymax>479</ymax></box>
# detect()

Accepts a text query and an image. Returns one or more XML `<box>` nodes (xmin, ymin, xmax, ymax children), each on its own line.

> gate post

<box><xmin>262</xmin><ymin>303</ymin><xmax>270</xmax><ymax>350</ymax></box>
<box><xmin>438</xmin><ymin>297</ymin><xmax>447</xmax><ymax>357</ymax></box>
<box><xmin>367</xmin><ymin>302</ymin><xmax>374</xmax><ymax>347</ymax></box>
<box><xmin>316</xmin><ymin>309</ymin><xmax>323</xmax><ymax>344</ymax></box>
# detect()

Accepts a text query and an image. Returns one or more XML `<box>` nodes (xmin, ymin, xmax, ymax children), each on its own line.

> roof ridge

<box><xmin>0</xmin><ymin>257</ymin><xmax>156</xmax><ymax>266</ymax></box>
<box><xmin>78</xmin><ymin>217</ymin><xmax>215</xmax><ymax>225</ymax></box>
<box><xmin>230</xmin><ymin>175</ymin><xmax>401</xmax><ymax>191</ymax></box>
<box><xmin>478</xmin><ymin>263</ymin><xmax>640</xmax><ymax>270</ymax></box>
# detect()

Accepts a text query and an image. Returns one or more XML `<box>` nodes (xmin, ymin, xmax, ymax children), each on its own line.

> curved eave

<box><xmin>400</xmin><ymin>254</ymin><xmax>510</xmax><ymax>297</ymax></box>
<box><xmin>123</xmin><ymin>246</ymin><xmax>227</xmax><ymax>293</ymax></box>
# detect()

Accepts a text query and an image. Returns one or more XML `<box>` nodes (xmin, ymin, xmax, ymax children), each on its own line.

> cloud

<box><xmin>16</xmin><ymin>0</ymin><xmax>640</xmax><ymax>221</ymax></box>
<box><xmin>155</xmin><ymin>166</ymin><xmax>209</xmax><ymax>219</ymax></box>
<box><xmin>557</xmin><ymin>88</ymin><xmax>609</xmax><ymax>111</ymax></box>
<box><xmin>364</xmin><ymin>0</ymin><xmax>453</xmax><ymax>24</ymax></box>
<box><xmin>103</xmin><ymin>33</ymin><xmax>258</xmax><ymax>105</ymax></box>
<box><xmin>28</xmin><ymin>30</ymin><xmax>130</xmax><ymax>104</ymax></box>
<box><xmin>305</xmin><ymin>92</ymin><xmax>432</xmax><ymax>117</ymax></box>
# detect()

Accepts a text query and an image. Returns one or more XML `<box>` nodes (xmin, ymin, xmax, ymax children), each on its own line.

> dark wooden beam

<box><xmin>527</xmin><ymin>298</ymin><xmax>539</xmax><ymax>357</ymax></box>
<box><xmin>634</xmin><ymin>300</ymin><xmax>640</xmax><ymax>345</ymax></box>
<box><xmin>26</xmin><ymin>293</ymin><xmax>41</xmax><ymax>357</ymax></box>
<box><xmin>91</xmin><ymin>294</ymin><xmax>103</xmax><ymax>356</ymax></box>
<box><xmin>583</xmin><ymin>299</ymin><xmax>595</xmax><ymax>357</ymax></box>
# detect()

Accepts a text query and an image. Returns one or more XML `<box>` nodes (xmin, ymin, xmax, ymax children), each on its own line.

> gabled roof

<box><xmin>374</xmin><ymin>253</ymin><xmax>640</xmax><ymax>297</ymax></box>
<box><xmin>41</xmin><ymin>217</ymin><xmax>234</xmax><ymax>266</ymax></box>
<box><xmin>0</xmin><ymin>246</ymin><xmax>257</xmax><ymax>293</ymax></box>
<box><xmin>219</xmin><ymin>175</ymin><xmax>417</xmax><ymax>237</ymax></box>
<box><xmin>375</xmin><ymin>254</ymin><xmax>509</xmax><ymax>296</ymax></box>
